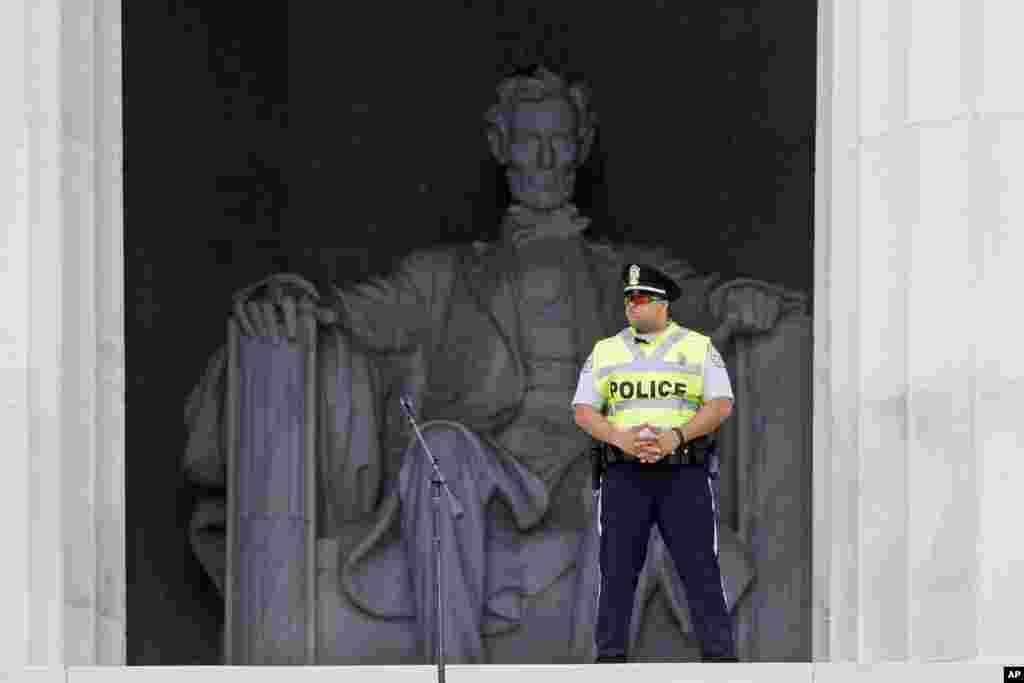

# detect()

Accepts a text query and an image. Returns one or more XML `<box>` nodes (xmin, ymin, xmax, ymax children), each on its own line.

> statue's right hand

<box><xmin>231</xmin><ymin>273</ymin><xmax>338</xmax><ymax>342</ymax></box>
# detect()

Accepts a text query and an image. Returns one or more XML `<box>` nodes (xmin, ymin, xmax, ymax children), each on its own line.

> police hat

<box><xmin>622</xmin><ymin>263</ymin><xmax>681</xmax><ymax>302</ymax></box>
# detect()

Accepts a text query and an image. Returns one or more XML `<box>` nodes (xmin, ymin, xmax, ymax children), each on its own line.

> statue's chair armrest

<box><xmin>717</xmin><ymin>309</ymin><xmax>812</xmax><ymax>470</ymax></box>
<box><xmin>713</xmin><ymin>309</ymin><xmax>813</xmax><ymax>658</ymax></box>
<box><xmin>222</xmin><ymin>314</ymin><xmax>319</xmax><ymax>664</ymax></box>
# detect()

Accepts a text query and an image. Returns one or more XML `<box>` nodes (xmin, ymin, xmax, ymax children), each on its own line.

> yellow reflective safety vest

<box><xmin>590</xmin><ymin>321</ymin><xmax>710</xmax><ymax>429</ymax></box>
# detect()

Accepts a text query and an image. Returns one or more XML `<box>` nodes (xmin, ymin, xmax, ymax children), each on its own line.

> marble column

<box><xmin>814</xmin><ymin>0</ymin><xmax>1024</xmax><ymax>663</ymax></box>
<box><xmin>0</xmin><ymin>0</ymin><xmax>124</xmax><ymax>670</ymax></box>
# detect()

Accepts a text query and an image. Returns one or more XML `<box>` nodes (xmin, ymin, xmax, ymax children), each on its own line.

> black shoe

<box><xmin>595</xmin><ymin>655</ymin><xmax>628</xmax><ymax>663</ymax></box>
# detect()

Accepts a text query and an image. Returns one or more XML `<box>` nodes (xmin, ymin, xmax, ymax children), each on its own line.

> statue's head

<box><xmin>484</xmin><ymin>66</ymin><xmax>598</xmax><ymax>212</ymax></box>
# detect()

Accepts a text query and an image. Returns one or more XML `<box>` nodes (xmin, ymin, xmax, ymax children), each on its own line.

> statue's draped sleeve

<box><xmin>182</xmin><ymin>345</ymin><xmax>230</xmax><ymax>593</ymax></box>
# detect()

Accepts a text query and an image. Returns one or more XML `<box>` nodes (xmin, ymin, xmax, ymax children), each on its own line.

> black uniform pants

<box><xmin>594</xmin><ymin>461</ymin><xmax>736</xmax><ymax>662</ymax></box>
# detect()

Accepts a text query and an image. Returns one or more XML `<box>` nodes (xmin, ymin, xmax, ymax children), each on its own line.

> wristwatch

<box><xmin>671</xmin><ymin>427</ymin><xmax>687</xmax><ymax>454</ymax></box>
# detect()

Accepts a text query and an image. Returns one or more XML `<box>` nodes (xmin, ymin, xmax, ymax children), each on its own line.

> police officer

<box><xmin>571</xmin><ymin>263</ymin><xmax>738</xmax><ymax>663</ymax></box>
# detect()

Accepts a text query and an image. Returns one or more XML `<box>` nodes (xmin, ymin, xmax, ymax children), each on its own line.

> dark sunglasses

<box><xmin>624</xmin><ymin>293</ymin><xmax>665</xmax><ymax>305</ymax></box>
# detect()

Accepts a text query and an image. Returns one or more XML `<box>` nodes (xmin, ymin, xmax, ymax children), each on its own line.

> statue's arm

<box><xmin>323</xmin><ymin>248</ymin><xmax>457</xmax><ymax>354</ymax></box>
<box><xmin>612</xmin><ymin>240</ymin><xmax>809</xmax><ymax>344</ymax></box>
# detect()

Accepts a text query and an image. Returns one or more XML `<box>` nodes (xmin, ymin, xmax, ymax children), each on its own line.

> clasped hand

<box><xmin>613</xmin><ymin>423</ymin><xmax>682</xmax><ymax>464</ymax></box>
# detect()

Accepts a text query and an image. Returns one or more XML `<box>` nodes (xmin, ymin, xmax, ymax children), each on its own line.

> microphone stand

<box><xmin>399</xmin><ymin>396</ymin><xmax>463</xmax><ymax>683</ymax></box>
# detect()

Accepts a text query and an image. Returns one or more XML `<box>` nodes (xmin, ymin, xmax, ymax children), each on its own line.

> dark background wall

<box><xmin>126</xmin><ymin>1</ymin><xmax>817</xmax><ymax>664</ymax></box>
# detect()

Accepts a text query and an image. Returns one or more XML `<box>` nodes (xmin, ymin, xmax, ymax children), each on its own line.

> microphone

<box><xmin>398</xmin><ymin>394</ymin><xmax>464</xmax><ymax>519</ymax></box>
<box><xmin>399</xmin><ymin>394</ymin><xmax>415</xmax><ymax>420</ymax></box>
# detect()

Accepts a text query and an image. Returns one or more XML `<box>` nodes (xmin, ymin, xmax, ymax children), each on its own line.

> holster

<box><xmin>590</xmin><ymin>441</ymin><xmax>606</xmax><ymax>491</ymax></box>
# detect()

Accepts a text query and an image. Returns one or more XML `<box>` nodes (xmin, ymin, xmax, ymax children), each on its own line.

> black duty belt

<box><xmin>602</xmin><ymin>440</ymin><xmax>710</xmax><ymax>466</ymax></box>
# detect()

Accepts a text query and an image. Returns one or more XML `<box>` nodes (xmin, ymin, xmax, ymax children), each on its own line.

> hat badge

<box><xmin>628</xmin><ymin>264</ymin><xmax>640</xmax><ymax>286</ymax></box>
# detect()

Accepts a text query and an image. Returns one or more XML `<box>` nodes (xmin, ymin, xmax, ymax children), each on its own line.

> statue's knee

<box><xmin>405</xmin><ymin>420</ymin><xmax>488</xmax><ymax>476</ymax></box>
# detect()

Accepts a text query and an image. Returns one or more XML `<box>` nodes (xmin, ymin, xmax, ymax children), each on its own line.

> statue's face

<box><xmin>503</xmin><ymin>96</ymin><xmax>580</xmax><ymax>211</ymax></box>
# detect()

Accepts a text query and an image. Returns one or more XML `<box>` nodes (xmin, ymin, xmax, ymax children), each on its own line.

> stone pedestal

<box><xmin>0</xmin><ymin>0</ymin><xmax>124</xmax><ymax>669</ymax></box>
<box><xmin>815</xmin><ymin>0</ymin><xmax>1024</xmax><ymax>663</ymax></box>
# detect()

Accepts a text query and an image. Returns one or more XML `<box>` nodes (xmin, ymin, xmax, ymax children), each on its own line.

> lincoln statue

<box><xmin>182</xmin><ymin>66</ymin><xmax>811</xmax><ymax>663</ymax></box>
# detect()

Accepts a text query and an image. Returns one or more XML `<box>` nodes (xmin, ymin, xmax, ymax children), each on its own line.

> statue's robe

<box><xmin>184</xmin><ymin>227</ymin><xmax>809</xmax><ymax>663</ymax></box>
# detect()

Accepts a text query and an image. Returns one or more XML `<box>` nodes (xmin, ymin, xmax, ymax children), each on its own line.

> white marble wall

<box><xmin>0</xmin><ymin>0</ymin><xmax>124</xmax><ymax>670</ymax></box>
<box><xmin>815</xmin><ymin>0</ymin><xmax>1024</xmax><ymax>663</ymax></box>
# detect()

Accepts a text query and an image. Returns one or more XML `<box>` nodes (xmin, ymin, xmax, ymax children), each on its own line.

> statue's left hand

<box><xmin>708</xmin><ymin>279</ymin><xmax>807</xmax><ymax>347</ymax></box>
